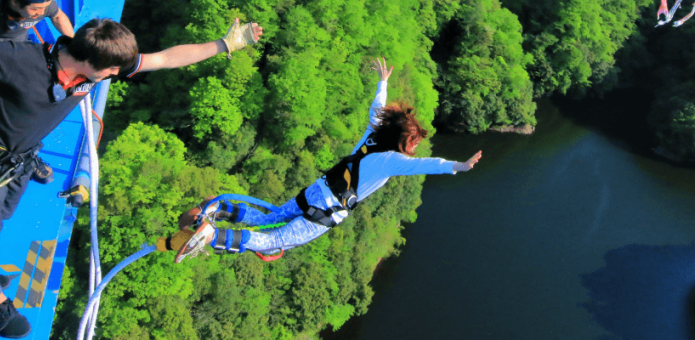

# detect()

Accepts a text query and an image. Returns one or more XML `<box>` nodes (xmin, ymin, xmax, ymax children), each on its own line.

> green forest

<box><xmin>52</xmin><ymin>0</ymin><xmax>695</xmax><ymax>339</ymax></box>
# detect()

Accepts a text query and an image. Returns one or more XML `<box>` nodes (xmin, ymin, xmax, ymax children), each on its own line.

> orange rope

<box><xmin>31</xmin><ymin>26</ymin><xmax>44</xmax><ymax>44</ymax></box>
<box><xmin>32</xmin><ymin>22</ymin><xmax>105</xmax><ymax>149</ymax></box>
<box><xmin>31</xmin><ymin>23</ymin><xmax>106</xmax><ymax>150</ymax></box>
<box><xmin>91</xmin><ymin>109</ymin><xmax>103</xmax><ymax>148</ymax></box>
<box><xmin>255</xmin><ymin>249</ymin><xmax>284</xmax><ymax>262</ymax></box>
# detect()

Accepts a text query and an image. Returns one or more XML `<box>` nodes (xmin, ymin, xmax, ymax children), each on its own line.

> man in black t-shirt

<box><xmin>0</xmin><ymin>0</ymin><xmax>76</xmax><ymax>184</ymax></box>
<box><xmin>0</xmin><ymin>17</ymin><xmax>262</xmax><ymax>338</ymax></box>
<box><xmin>0</xmin><ymin>0</ymin><xmax>74</xmax><ymax>41</ymax></box>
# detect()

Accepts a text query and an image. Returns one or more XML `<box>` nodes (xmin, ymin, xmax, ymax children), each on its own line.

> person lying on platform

<box><xmin>0</xmin><ymin>0</ymin><xmax>74</xmax><ymax>42</ymax></box>
<box><xmin>176</xmin><ymin>58</ymin><xmax>483</xmax><ymax>262</ymax></box>
<box><xmin>0</xmin><ymin>17</ymin><xmax>263</xmax><ymax>339</ymax></box>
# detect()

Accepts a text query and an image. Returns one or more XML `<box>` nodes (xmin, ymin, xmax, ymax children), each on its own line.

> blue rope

<box><xmin>201</xmin><ymin>194</ymin><xmax>282</xmax><ymax>215</ymax></box>
<box><xmin>77</xmin><ymin>245</ymin><xmax>157</xmax><ymax>340</ymax></box>
<box><xmin>77</xmin><ymin>194</ymin><xmax>278</xmax><ymax>340</ymax></box>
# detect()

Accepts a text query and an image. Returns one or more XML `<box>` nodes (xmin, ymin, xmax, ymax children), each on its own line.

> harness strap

<box><xmin>296</xmin><ymin>187</ymin><xmax>343</xmax><ymax>227</ymax></box>
<box><xmin>326</xmin><ymin>140</ymin><xmax>374</xmax><ymax>210</ymax></box>
<box><xmin>0</xmin><ymin>145</ymin><xmax>39</xmax><ymax>188</ymax></box>
<box><xmin>255</xmin><ymin>249</ymin><xmax>284</xmax><ymax>262</ymax></box>
<box><xmin>217</xmin><ymin>202</ymin><xmax>240</xmax><ymax>222</ymax></box>
<box><xmin>230</xmin><ymin>230</ymin><xmax>242</xmax><ymax>252</ymax></box>
<box><xmin>165</xmin><ymin>236</ymin><xmax>173</xmax><ymax>251</ymax></box>
<box><xmin>213</xmin><ymin>229</ymin><xmax>226</xmax><ymax>254</ymax></box>
<box><xmin>213</xmin><ymin>229</ymin><xmax>243</xmax><ymax>254</ymax></box>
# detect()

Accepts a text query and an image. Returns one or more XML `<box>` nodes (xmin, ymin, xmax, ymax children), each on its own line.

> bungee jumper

<box><xmin>175</xmin><ymin>57</ymin><xmax>483</xmax><ymax>263</ymax></box>
<box><xmin>0</xmin><ymin>17</ymin><xmax>263</xmax><ymax>339</ymax></box>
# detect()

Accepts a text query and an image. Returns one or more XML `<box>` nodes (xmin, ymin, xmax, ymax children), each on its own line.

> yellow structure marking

<box><xmin>14</xmin><ymin>241</ymin><xmax>40</xmax><ymax>309</ymax></box>
<box><xmin>0</xmin><ymin>264</ymin><xmax>21</xmax><ymax>273</ymax></box>
<box><xmin>26</xmin><ymin>240</ymin><xmax>56</xmax><ymax>308</ymax></box>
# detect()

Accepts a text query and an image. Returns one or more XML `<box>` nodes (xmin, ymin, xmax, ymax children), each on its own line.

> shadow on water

<box><xmin>581</xmin><ymin>244</ymin><xmax>695</xmax><ymax>340</ymax></box>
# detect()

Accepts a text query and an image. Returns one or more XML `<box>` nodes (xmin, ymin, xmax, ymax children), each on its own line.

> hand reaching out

<box><xmin>247</xmin><ymin>19</ymin><xmax>264</xmax><ymax>42</ymax></box>
<box><xmin>221</xmin><ymin>18</ymin><xmax>264</xmax><ymax>58</ymax></box>
<box><xmin>453</xmin><ymin>150</ymin><xmax>482</xmax><ymax>172</ymax></box>
<box><xmin>372</xmin><ymin>57</ymin><xmax>394</xmax><ymax>82</ymax></box>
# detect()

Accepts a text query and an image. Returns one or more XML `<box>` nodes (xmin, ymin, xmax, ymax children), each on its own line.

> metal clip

<box><xmin>0</xmin><ymin>161</ymin><xmax>22</xmax><ymax>188</ymax></box>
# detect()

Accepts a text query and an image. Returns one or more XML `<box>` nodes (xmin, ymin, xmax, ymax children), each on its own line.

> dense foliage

<box><xmin>610</xmin><ymin>5</ymin><xmax>695</xmax><ymax>161</ymax></box>
<box><xmin>502</xmin><ymin>0</ymin><xmax>652</xmax><ymax>96</ymax></box>
<box><xmin>432</xmin><ymin>0</ymin><xmax>536</xmax><ymax>132</ymax></box>
<box><xmin>53</xmin><ymin>0</ymin><xmax>695</xmax><ymax>339</ymax></box>
<box><xmin>54</xmin><ymin>0</ymin><xmax>431</xmax><ymax>338</ymax></box>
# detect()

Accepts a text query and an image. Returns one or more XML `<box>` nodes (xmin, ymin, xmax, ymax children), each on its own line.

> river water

<box><xmin>324</xmin><ymin>89</ymin><xmax>695</xmax><ymax>339</ymax></box>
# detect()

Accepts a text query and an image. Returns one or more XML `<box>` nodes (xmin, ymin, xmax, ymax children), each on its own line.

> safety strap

<box><xmin>0</xmin><ymin>161</ymin><xmax>23</xmax><ymax>188</ymax></box>
<box><xmin>255</xmin><ymin>249</ymin><xmax>284</xmax><ymax>262</ymax></box>
<box><xmin>325</xmin><ymin>134</ymin><xmax>378</xmax><ymax>210</ymax></box>
<box><xmin>165</xmin><ymin>237</ymin><xmax>173</xmax><ymax>251</ymax></box>
<box><xmin>213</xmin><ymin>229</ymin><xmax>242</xmax><ymax>254</ymax></box>
<box><xmin>217</xmin><ymin>202</ymin><xmax>240</xmax><ymax>221</ymax></box>
<box><xmin>0</xmin><ymin>144</ymin><xmax>38</xmax><ymax>188</ymax></box>
<box><xmin>337</xmin><ymin>149</ymin><xmax>365</xmax><ymax>209</ymax></box>
<box><xmin>295</xmin><ymin>187</ymin><xmax>344</xmax><ymax>227</ymax></box>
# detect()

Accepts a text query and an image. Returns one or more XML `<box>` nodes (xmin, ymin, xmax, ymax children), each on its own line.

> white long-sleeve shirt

<box><xmin>313</xmin><ymin>81</ymin><xmax>456</xmax><ymax>222</ymax></box>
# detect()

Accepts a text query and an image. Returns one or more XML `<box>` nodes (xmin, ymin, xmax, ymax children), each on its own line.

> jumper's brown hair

<box><xmin>68</xmin><ymin>18</ymin><xmax>138</xmax><ymax>70</ymax></box>
<box><xmin>370</xmin><ymin>102</ymin><xmax>428</xmax><ymax>156</ymax></box>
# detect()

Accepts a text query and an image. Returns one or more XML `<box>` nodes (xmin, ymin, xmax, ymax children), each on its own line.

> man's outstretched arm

<box><xmin>139</xmin><ymin>18</ymin><xmax>263</xmax><ymax>72</ymax></box>
<box><xmin>50</xmin><ymin>9</ymin><xmax>75</xmax><ymax>37</ymax></box>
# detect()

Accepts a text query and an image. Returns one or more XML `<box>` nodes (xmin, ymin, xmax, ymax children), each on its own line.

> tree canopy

<box><xmin>53</xmin><ymin>0</ymin><xmax>695</xmax><ymax>339</ymax></box>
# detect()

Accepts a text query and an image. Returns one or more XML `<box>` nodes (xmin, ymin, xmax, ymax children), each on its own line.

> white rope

<box><xmin>77</xmin><ymin>95</ymin><xmax>102</xmax><ymax>340</ymax></box>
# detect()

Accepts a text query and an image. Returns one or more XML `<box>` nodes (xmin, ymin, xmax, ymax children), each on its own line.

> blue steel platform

<box><xmin>0</xmin><ymin>0</ymin><xmax>125</xmax><ymax>338</ymax></box>
<box><xmin>0</xmin><ymin>110</ymin><xmax>84</xmax><ymax>340</ymax></box>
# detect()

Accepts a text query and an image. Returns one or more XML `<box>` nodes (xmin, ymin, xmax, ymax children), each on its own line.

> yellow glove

<box><xmin>221</xmin><ymin>19</ymin><xmax>258</xmax><ymax>59</ymax></box>
<box><xmin>156</xmin><ymin>229</ymin><xmax>195</xmax><ymax>252</ymax></box>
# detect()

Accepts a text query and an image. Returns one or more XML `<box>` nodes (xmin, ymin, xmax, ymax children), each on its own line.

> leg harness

<box><xmin>214</xmin><ymin>202</ymin><xmax>246</xmax><ymax>222</ymax></box>
<box><xmin>213</xmin><ymin>229</ymin><xmax>244</xmax><ymax>254</ymax></box>
<box><xmin>295</xmin><ymin>187</ymin><xmax>346</xmax><ymax>227</ymax></box>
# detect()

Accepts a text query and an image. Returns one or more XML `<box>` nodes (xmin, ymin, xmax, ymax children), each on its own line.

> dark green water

<box><xmin>324</xmin><ymin>90</ymin><xmax>695</xmax><ymax>339</ymax></box>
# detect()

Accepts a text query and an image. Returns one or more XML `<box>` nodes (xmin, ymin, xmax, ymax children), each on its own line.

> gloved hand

<box><xmin>58</xmin><ymin>184</ymin><xmax>89</xmax><ymax>207</ymax></box>
<box><xmin>221</xmin><ymin>18</ymin><xmax>263</xmax><ymax>59</ymax></box>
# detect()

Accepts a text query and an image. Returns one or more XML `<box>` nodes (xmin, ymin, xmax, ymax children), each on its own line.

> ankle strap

<box><xmin>213</xmin><ymin>229</ymin><xmax>242</xmax><ymax>254</ymax></box>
